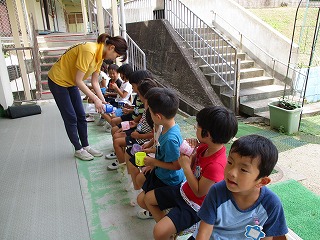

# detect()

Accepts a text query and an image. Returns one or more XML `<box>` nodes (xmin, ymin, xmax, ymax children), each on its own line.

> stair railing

<box><xmin>103</xmin><ymin>7</ymin><xmax>146</xmax><ymax>71</ymax></box>
<box><xmin>126</xmin><ymin>34</ymin><xmax>146</xmax><ymax>70</ymax></box>
<box><xmin>165</xmin><ymin>0</ymin><xmax>240</xmax><ymax>111</ymax></box>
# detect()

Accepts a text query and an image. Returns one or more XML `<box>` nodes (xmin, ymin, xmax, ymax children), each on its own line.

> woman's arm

<box><xmin>91</xmin><ymin>71</ymin><xmax>105</xmax><ymax>102</ymax></box>
<box><xmin>75</xmin><ymin>70</ymin><xmax>104</xmax><ymax>113</ymax></box>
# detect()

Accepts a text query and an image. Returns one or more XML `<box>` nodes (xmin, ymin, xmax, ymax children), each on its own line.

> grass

<box><xmin>269</xmin><ymin>180</ymin><xmax>320</xmax><ymax>240</ymax></box>
<box><xmin>249</xmin><ymin>7</ymin><xmax>320</xmax><ymax>67</ymax></box>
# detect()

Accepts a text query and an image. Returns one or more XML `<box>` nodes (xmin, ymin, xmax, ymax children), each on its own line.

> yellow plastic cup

<box><xmin>135</xmin><ymin>151</ymin><xmax>146</xmax><ymax>167</ymax></box>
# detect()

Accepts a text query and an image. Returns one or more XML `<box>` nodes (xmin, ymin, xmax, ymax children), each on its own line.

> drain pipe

<box><xmin>97</xmin><ymin>0</ymin><xmax>105</xmax><ymax>34</ymax></box>
<box><xmin>118</xmin><ymin>0</ymin><xmax>128</xmax><ymax>64</ymax></box>
<box><xmin>119</xmin><ymin>0</ymin><xmax>127</xmax><ymax>41</ymax></box>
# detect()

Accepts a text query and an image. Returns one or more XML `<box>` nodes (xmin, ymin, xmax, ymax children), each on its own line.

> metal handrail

<box><xmin>165</xmin><ymin>0</ymin><xmax>239</xmax><ymax>98</ymax></box>
<box><xmin>103</xmin><ymin>7</ymin><xmax>146</xmax><ymax>71</ymax></box>
<box><xmin>211</xmin><ymin>11</ymin><xmax>296</xmax><ymax>75</ymax></box>
<box><xmin>211</xmin><ymin>9</ymin><xmax>308</xmax><ymax>105</ymax></box>
<box><xmin>126</xmin><ymin>34</ymin><xmax>146</xmax><ymax>70</ymax></box>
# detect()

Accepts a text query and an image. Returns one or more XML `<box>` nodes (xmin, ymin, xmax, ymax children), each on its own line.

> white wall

<box><xmin>55</xmin><ymin>0</ymin><xmax>67</xmax><ymax>32</ymax></box>
<box><xmin>181</xmin><ymin>0</ymin><xmax>299</xmax><ymax>81</ymax></box>
<box><xmin>234</xmin><ymin>0</ymin><xmax>302</xmax><ymax>8</ymax></box>
<box><xmin>0</xmin><ymin>42</ymin><xmax>14</xmax><ymax>109</ymax></box>
<box><xmin>25</xmin><ymin>0</ymin><xmax>44</xmax><ymax>31</ymax></box>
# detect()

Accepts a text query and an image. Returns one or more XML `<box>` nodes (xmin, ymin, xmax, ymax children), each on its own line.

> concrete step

<box><xmin>240</xmin><ymin>76</ymin><xmax>274</xmax><ymax>89</ymax></box>
<box><xmin>41</xmin><ymin>71</ymin><xmax>48</xmax><ymax>81</ymax></box>
<box><xmin>240</xmin><ymin>68</ymin><xmax>264</xmax><ymax>79</ymax></box>
<box><xmin>204</xmin><ymin>67</ymin><xmax>265</xmax><ymax>84</ymax></box>
<box><xmin>210</xmin><ymin>76</ymin><xmax>275</xmax><ymax>96</ymax></box>
<box><xmin>194</xmin><ymin>52</ymin><xmax>246</xmax><ymax>65</ymax></box>
<box><xmin>239</xmin><ymin>84</ymin><xmax>288</xmax><ymax>103</ymax></box>
<box><xmin>37</xmin><ymin>33</ymin><xmax>96</xmax><ymax>48</ymax></box>
<box><xmin>240</xmin><ymin>97</ymin><xmax>279</xmax><ymax>116</ymax></box>
<box><xmin>192</xmin><ymin>45</ymin><xmax>234</xmax><ymax>55</ymax></box>
<box><xmin>39</xmin><ymin>47</ymin><xmax>68</xmax><ymax>56</ymax></box>
<box><xmin>199</xmin><ymin>59</ymin><xmax>254</xmax><ymax>74</ymax></box>
<box><xmin>40</xmin><ymin>55</ymin><xmax>60</xmax><ymax>63</ymax></box>
<box><xmin>40</xmin><ymin>63</ymin><xmax>53</xmax><ymax>72</ymax></box>
<box><xmin>255</xmin><ymin>110</ymin><xmax>270</xmax><ymax>122</ymax></box>
<box><xmin>181</xmin><ymin>38</ymin><xmax>231</xmax><ymax>47</ymax></box>
<box><xmin>41</xmin><ymin>80</ymin><xmax>50</xmax><ymax>91</ymax></box>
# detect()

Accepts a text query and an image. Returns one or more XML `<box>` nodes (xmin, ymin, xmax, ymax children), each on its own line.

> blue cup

<box><xmin>104</xmin><ymin>104</ymin><xmax>114</xmax><ymax>113</ymax></box>
<box><xmin>114</xmin><ymin>108</ymin><xmax>123</xmax><ymax>117</ymax></box>
<box><xmin>101</xmin><ymin>87</ymin><xmax>107</xmax><ymax>95</ymax></box>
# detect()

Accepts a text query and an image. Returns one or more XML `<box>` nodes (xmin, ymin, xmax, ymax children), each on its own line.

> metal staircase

<box><xmin>194</xmin><ymin>43</ymin><xmax>289</xmax><ymax>118</ymax></box>
<box><xmin>165</xmin><ymin>0</ymin><xmax>290</xmax><ymax>118</ymax></box>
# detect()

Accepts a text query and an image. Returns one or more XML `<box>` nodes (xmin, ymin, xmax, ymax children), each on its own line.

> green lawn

<box><xmin>249</xmin><ymin>7</ymin><xmax>320</xmax><ymax>67</ymax></box>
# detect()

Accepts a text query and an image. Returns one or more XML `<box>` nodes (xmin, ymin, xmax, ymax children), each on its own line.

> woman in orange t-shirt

<box><xmin>48</xmin><ymin>34</ymin><xmax>127</xmax><ymax>161</ymax></box>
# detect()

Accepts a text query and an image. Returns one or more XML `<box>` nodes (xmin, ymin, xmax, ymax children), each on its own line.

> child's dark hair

<box><xmin>129</xmin><ymin>70</ymin><xmax>153</xmax><ymax>84</ymax></box>
<box><xmin>97</xmin><ymin>34</ymin><xmax>128</xmax><ymax>62</ymax></box>
<box><xmin>118</xmin><ymin>64</ymin><xmax>133</xmax><ymax>80</ymax></box>
<box><xmin>145</xmin><ymin>87</ymin><xmax>179</xmax><ymax>119</ymax></box>
<box><xmin>196</xmin><ymin>106</ymin><xmax>238</xmax><ymax>144</ymax></box>
<box><xmin>137</xmin><ymin>79</ymin><xmax>159</xmax><ymax>128</ymax></box>
<box><xmin>230</xmin><ymin>135</ymin><xmax>278</xmax><ymax>179</ymax></box>
<box><xmin>145</xmin><ymin>108</ymin><xmax>154</xmax><ymax>128</ymax></box>
<box><xmin>137</xmin><ymin>78</ymin><xmax>159</xmax><ymax>97</ymax></box>
<box><xmin>103</xmin><ymin>59</ymin><xmax>114</xmax><ymax>65</ymax></box>
<box><xmin>108</xmin><ymin>64</ymin><xmax>119</xmax><ymax>72</ymax></box>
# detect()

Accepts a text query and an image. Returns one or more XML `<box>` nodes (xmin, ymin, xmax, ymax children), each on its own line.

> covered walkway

<box><xmin>0</xmin><ymin>100</ymin><xmax>319</xmax><ymax>240</ymax></box>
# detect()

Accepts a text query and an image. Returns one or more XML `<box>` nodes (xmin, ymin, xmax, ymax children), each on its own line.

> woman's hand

<box><xmin>94</xmin><ymin>98</ymin><xmax>104</xmax><ymax>113</ymax></box>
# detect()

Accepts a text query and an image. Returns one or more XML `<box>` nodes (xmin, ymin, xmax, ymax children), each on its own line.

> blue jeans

<box><xmin>48</xmin><ymin>78</ymin><xmax>88</xmax><ymax>150</ymax></box>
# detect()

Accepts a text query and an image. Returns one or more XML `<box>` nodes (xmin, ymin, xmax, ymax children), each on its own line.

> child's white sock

<box><xmin>129</xmin><ymin>189</ymin><xmax>142</xmax><ymax>207</ymax></box>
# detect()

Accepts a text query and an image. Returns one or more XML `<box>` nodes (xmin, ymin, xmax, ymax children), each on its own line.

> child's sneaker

<box><xmin>96</xmin><ymin>118</ymin><xmax>106</xmax><ymax>126</ymax></box>
<box><xmin>103</xmin><ymin>122</ymin><xmax>112</xmax><ymax>132</ymax></box>
<box><xmin>136</xmin><ymin>209</ymin><xmax>153</xmax><ymax>219</ymax></box>
<box><xmin>74</xmin><ymin>149</ymin><xmax>94</xmax><ymax>161</ymax></box>
<box><xmin>86</xmin><ymin>115</ymin><xmax>95</xmax><ymax>122</ymax></box>
<box><xmin>105</xmin><ymin>152</ymin><xmax>117</xmax><ymax>159</ymax></box>
<box><xmin>107</xmin><ymin>160</ymin><xmax>119</xmax><ymax>170</ymax></box>
<box><xmin>84</xmin><ymin>146</ymin><xmax>103</xmax><ymax>157</ymax></box>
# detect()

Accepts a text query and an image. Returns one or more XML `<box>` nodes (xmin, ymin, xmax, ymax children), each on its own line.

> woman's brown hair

<box><xmin>97</xmin><ymin>33</ymin><xmax>128</xmax><ymax>62</ymax></box>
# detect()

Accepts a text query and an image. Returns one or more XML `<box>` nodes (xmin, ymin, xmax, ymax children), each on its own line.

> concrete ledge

<box><xmin>127</xmin><ymin>20</ymin><xmax>224</xmax><ymax>115</ymax></box>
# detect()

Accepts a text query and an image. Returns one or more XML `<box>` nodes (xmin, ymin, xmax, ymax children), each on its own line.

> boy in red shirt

<box><xmin>144</xmin><ymin>106</ymin><xmax>238</xmax><ymax>240</ymax></box>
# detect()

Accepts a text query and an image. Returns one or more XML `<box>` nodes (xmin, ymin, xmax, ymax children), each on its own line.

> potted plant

<box><xmin>268</xmin><ymin>97</ymin><xmax>302</xmax><ymax>134</ymax></box>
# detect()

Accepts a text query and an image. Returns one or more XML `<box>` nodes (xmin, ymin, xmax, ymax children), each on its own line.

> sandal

<box><xmin>136</xmin><ymin>209</ymin><xmax>153</xmax><ymax>219</ymax></box>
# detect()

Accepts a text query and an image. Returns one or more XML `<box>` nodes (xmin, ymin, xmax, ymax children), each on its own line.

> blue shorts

<box><xmin>155</xmin><ymin>185</ymin><xmax>200</xmax><ymax>233</ymax></box>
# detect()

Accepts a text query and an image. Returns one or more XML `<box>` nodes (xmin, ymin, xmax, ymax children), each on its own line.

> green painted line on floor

<box><xmin>76</xmin><ymin>113</ymin><xmax>320</xmax><ymax>239</ymax></box>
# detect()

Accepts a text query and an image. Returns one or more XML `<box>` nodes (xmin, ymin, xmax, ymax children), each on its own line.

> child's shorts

<box><xmin>125</xmin><ymin>135</ymin><xmax>137</xmax><ymax>147</ymax></box>
<box><xmin>104</xmin><ymin>97</ymin><xmax>117</xmax><ymax>107</ymax></box>
<box><xmin>155</xmin><ymin>185</ymin><xmax>200</xmax><ymax>233</ymax></box>
<box><xmin>142</xmin><ymin>170</ymin><xmax>167</xmax><ymax>193</ymax></box>
<box><xmin>121</xmin><ymin>113</ymin><xmax>133</xmax><ymax>121</ymax></box>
